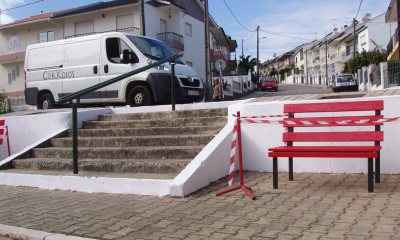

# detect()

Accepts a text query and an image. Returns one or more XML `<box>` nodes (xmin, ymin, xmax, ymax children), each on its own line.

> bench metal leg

<box><xmin>273</xmin><ymin>157</ymin><xmax>278</xmax><ymax>189</ymax></box>
<box><xmin>288</xmin><ymin>157</ymin><xmax>293</xmax><ymax>181</ymax></box>
<box><xmin>375</xmin><ymin>152</ymin><xmax>380</xmax><ymax>183</ymax></box>
<box><xmin>368</xmin><ymin>158</ymin><xmax>374</xmax><ymax>192</ymax></box>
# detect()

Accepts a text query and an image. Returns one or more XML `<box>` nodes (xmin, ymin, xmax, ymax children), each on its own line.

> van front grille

<box><xmin>180</xmin><ymin>77</ymin><xmax>201</xmax><ymax>87</ymax></box>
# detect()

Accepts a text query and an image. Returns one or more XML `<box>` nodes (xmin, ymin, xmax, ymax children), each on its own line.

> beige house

<box><xmin>0</xmin><ymin>12</ymin><xmax>63</xmax><ymax>97</ymax></box>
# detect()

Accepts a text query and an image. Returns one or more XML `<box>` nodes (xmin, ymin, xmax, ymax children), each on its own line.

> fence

<box><xmin>386</xmin><ymin>60</ymin><xmax>400</xmax><ymax>87</ymax></box>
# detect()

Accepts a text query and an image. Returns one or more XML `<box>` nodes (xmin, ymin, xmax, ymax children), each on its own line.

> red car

<box><xmin>260</xmin><ymin>77</ymin><xmax>278</xmax><ymax>91</ymax></box>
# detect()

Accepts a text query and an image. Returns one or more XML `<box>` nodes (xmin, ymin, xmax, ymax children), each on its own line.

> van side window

<box><xmin>106</xmin><ymin>37</ymin><xmax>134</xmax><ymax>64</ymax></box>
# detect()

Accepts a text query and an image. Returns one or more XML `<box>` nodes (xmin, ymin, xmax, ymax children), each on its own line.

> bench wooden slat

<box><xmin>283</xmin><ymin>131</ymin><xmax>383</xmax><ymax>142</ymax></box>
<box><xmin>269</xmin><ymin>146</ymin><xmax>381</xmax><ymax>152</ymax></box>
<box><xmin>0</xmin><ymin>129</ymin><xmax>3</xmax><ymax>135</ymax></box>
<box><xmin>283</xmin><ymin>115</ymin><xmax>384</xmax><ymax>127</ymax></box>
<box><xmin>269</xmin><ymin>151</ymin><xmax>378</xmax><ymax>158</ymax></box>
<box><xmin>0</xmin><ymin>139</ymin><xmax>2</xmax><ymax>144</ymax></box>
<box><xmin>284</xmin><ymin>100</ymin><xmax>384</xmax><ymax>113</ymax></box>
<box><xmin>0</xmin><ymin>120</ymin><xmax>4</xmax><ymax>126</ymax></box>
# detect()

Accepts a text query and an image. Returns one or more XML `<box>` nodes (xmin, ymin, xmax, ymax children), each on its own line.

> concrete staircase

<box><xmin>9</xmin><ymin>108</ymin><xmax>228</xmax><ymax>179</ymax></box>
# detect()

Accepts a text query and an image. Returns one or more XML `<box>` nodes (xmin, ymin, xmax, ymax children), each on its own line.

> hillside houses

<box><xmin>261</xmin><ymin>13</ymin><xmax>395</xmax><ymax>86</ymax></box>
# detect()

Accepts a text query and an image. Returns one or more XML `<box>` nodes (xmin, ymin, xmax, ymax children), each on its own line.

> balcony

<box><xmin>387</xmin><ymin>27</ymin><xmax>399</xmax><ymax>60</ymax></box>
<box><xmin>0</xmin><ymin>46</ymin><xmax>25</xmax><ymax>64</ymax></box>
<box><xmin>156</xmin><ymin>32</ymin><xmax>184</xmax><ymax>53</ymax></box>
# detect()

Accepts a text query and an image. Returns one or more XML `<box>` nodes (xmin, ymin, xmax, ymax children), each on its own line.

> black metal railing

<box><xmin>57</xmin><ymin>54</ymin><xmax>182</xmax><ymax>174</ymax></box>
<box><xmin>156</xmin><ymin>32</ymin><xmax>184</xmax><ymax>52</ymax></box>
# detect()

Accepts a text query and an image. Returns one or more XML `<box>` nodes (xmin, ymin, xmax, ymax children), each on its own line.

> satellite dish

<box><xmin>215</xmin><ymin>59</ymin><xmax>226</xmax><ymax>71</ymax></box>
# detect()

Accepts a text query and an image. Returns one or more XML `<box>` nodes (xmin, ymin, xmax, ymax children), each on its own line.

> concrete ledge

<box><xmin>0</xmin><ymin>224</ymin><xmax>93</xmax><ymax>240</ymax></box>
<box><xmin>0</xmin><ymin>173</ymin><xmax>171</xmax><ymax>196</ymax></box>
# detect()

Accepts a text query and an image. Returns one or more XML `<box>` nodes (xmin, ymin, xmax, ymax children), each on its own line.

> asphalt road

<box><xmin>242</xmin><ymin>83</ymin><xmax>333</xmax><ymax>100</ymax></box>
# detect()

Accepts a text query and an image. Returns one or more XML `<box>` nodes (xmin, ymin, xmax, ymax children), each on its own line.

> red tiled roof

<box><xmin>0</xmin><ymin>11</ymin><xmax>58</xmax><ymax>28</ymax></box>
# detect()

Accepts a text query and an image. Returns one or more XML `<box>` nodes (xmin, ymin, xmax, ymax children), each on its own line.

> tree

<box><xmin>344</xmin><ymin>50</ymin><xmax>388</xmax><ymax>73</ymax></box>
<box><xmin>269</xmin><ymin>67</ymin><xmax>278</xmax><ymax>77</ymax></box>
<box><xmin>238</xmin><ymin>55</ymin><xmax>257</xmax><ymax>75</ymax></box>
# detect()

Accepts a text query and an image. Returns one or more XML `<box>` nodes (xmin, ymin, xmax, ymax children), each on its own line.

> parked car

<box><xmin>260</xmin><ymin>77</ymin><xmax>278</xmax><ymax>91</ymax></box>
<box><xmin>24</xmin><ymin>32</ymin><xmax>204</xmax><ymax>109</ymax></box>
<box><xmin>332</xmin><ymin>74</ymin><xmax>358</xmax><ymax>92</ymax></box>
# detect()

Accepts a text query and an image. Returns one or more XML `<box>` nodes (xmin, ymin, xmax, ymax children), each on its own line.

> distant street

<box><xmin>241</xmin><ymin>83</ymin><xmax>332</xmax><ymax>100</ymax></box>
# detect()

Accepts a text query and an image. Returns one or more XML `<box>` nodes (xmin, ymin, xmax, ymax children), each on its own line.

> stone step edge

<box><xmin>0</xmin><ymin>223</ymin><xmax>93</xmax><ymax>240</ymax></box>
<box><xmin>0</xmin><ymin>172</ymin><xmax>171</xmax><ymax>196</ymax></box>
<box><xmin>53</xmin><ymin>134</ymin><xmax>215</xmax><ymax>140</ymax></box>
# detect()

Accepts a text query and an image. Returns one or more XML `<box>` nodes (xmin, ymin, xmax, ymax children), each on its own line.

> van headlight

<box><xmin>147</xmin><ymin>59</ymin><xmax>170</xmax><ymax>71</ymax></box>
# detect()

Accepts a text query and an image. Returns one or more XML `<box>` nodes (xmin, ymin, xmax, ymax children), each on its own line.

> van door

<box><xmin>100</xmin><ymin>36</ymin><xmax>141</xmax><ymax>101</ymax></box>
<box><xmin>61</xmin><ymin>38</ymin><xmax>102</xmax><ymax>101</ymax></box>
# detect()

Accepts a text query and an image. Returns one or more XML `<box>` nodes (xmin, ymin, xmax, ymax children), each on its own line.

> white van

<box><xmin>24</xmin><ymin>32</ymin><xmax>204</xmax><ymax>109</ymax></box>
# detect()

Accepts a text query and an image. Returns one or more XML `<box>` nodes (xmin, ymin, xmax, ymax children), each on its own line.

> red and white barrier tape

<box><xmin>234</xmin><ymin>113</ymin><xmax>289</xmax><ymax>119</ymax></box>
<box><xmin>228</xmin><ymin>120</ymin><xmax>238</xmax><ymax>186</ymax></box>
<box><xmin>240</xmin><ymin>117</ymin><xmax>400</xmax><ymax>126</ymax></box>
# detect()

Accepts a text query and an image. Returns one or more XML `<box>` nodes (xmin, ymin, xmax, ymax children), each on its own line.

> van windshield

<box><xmin>127</xmin><ymin>36</ymin><xmax>183</xmax><ymax>64</ymax></box>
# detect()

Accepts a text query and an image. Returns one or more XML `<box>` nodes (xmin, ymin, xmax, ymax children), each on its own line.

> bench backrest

<box><xmin>282</xmin><ymin>100</ymin><xmax>384</xmax><ymax>144</ymax></box>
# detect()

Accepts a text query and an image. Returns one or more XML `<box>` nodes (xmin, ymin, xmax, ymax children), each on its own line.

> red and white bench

<box><xmin>268</xmin><ymin>100</ymin><xmax>384</xmax><ymax>192</ymax></box>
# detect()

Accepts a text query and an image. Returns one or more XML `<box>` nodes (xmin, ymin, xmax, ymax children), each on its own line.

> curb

<box><xmin>0</xmin><ymin>224</ymin><xmax>93</xmax><ymax>240</ymax></box>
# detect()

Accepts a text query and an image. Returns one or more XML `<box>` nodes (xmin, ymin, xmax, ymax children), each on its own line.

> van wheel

<box><xmin>38</xmin><ymin>93</ymin><xmax>55</xmax><ymax>110</ymax></box>
<box><xmin>127</xmin><ymin>86</ymin><xmax>152</xmax><ymax>107</ymax></box>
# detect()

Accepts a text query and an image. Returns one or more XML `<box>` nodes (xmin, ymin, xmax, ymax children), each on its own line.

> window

<box><xmin>15</xmin><ymin>66</ymin><xmax>19</xmax><ymax>77</ymax></box>
<box><xmin>106</xmin><ymin>37</ymin><xmax>134</xmax><ymax>64</ymax></box>
<box><xmin>160</xmin><ymin>19</ymin><xmax>167</xmax><ymax>33</ymax></box>
<box><xmin>8</xmin><ymin>73</ymin><xmax>12</xmax><ymax>84</ymax></box>
<box><xmin>75</xmin><ymin>20</ymin><xmax>94</xmax><ymax>35</ymax></box>
<box><xmin>185</xmin><ymin>22</ymin><xmax>192</xmax><ymax>36</ymax></box>
<box><xmin>117</xmin><ymin>14</ymin><xmax>134</xmax><ymax>30</ymax></box>
<box><xmin>38</xmin><ymin>30</ymin><xmax>54</xmax><ymax>43</ymax></box>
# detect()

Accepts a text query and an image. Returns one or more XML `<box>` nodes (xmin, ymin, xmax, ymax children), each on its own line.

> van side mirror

<box><xmin>130</xmin><ymin>52</ymin><xmax>139</xmax><ymax>64</ymax></box>
<box><xmin>121</xmin><ymin>50</ymin><xmax>139</xmax><ymax>64</ymax></box>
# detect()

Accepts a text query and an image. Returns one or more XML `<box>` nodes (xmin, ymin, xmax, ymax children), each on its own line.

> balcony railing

<box><xmin>156</xmin><ymin>32</ymin><xmax>184</xmax><ymax>52</ymax></box>
<box><xmin>65</xmin><ymin>27</ymin><xmax>141</xmax><ymax>39</ymax></box>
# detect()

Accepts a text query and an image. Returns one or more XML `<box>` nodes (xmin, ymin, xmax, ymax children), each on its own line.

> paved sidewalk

<box><xmin>1</xmin><ymin>172</ymin><xmax>400</xmax><ymax>239</ymax></box>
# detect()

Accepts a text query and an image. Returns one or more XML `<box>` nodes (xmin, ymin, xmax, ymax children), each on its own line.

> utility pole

<box><xmin>256</xmin><ymin>26</ymin><xmax>260</xmax><ymax>83</ymax></box>
<box><xmin>397</xmin><ymin>0</ymin><xmax>400</xmax><ymax>59</ymax></box>
<box><xmin>140</xmin><ymin>0</ymin><xmax>146</xmax><ymax>35</ymax></box>
<box><xmin>204</xmin><ymin>0</ymin><xmax>211</xmax><ymax>101</ymax></box>
<box><xmin>325</xmin><ymin>38</ymin><xmax>328</xmax><ymax>86</ymax></box>
<box><xmin>241</xmin><ymin>39</ymin><xmax>244</xmax><ymax>57</ymax></box>
<box><xmin>305</xmin><ymin>49</ymin><xmax>308</xmax><ymax>84</ymax></box>
<box><xmin>352</xmin><ymin>18</ymin><xmax>357</xmax><ymax>73</ymax></box>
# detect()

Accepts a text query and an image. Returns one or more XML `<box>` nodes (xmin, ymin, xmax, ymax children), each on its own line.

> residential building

<box><xmin>386</xmin><ymin>0</ymin><xmax>399</xmax><ymax>60</ymax></box>
<box><xmin>0</xmin><ymin>0</ymin><xmax>237</xmax><ymax>100</ymax></box>
<box><xmin>0</xmin><ymin>12</ymin><xmax>63</xmax><ymax>97</ymax></box>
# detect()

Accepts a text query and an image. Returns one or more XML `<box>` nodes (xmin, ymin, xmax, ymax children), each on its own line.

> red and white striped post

<box><xmin>6</xmin><ymin>126</ymin><xmax>10</xmax><ymax>157</ymax></box>
<box><xmin>216</xmin><ymin>111</ymin><xmax>255</xmax><ymax>200</ymax></box>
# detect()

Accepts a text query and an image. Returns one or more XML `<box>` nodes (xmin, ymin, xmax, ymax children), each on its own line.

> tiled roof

<box><xmin>0</xmin><ymin>11</ymin><xmax>56</xmax><ymax>29</ymax></box>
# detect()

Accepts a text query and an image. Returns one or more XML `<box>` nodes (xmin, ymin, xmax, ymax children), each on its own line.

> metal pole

<box><xmin>353</xmin><ymin>18</ymin><xmax>356</xmax><ymax>73</ymax></box>
<box><xmin>204</xmin><ymin>0</ymin><xmax>210</xmax><ymax>101</ymax></box>
<box><xmin>71</xmin><ymin>98</ymin><xmax>79</xmax><ymax>174</ymax></box>
<box><xmin>256</xmin><ymin>26</ymin><xmax>260</xmax><ymax>83</ymax></box>
<box><xmin>171</xmin><ymin>61</ymin><xmax>176</xmax><ymax>111</ymax></box>
<box><xmin>325</xmin><ymin>38</ymin><xmax>328</xmax><ymax>86</ymax></box>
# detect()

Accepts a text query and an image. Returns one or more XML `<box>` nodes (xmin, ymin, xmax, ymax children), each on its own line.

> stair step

<box><xmin>12</xmin><ymin>158</ymin><xmax>191</xmax><ymax>174</ymax></box>
<box><xmin>83</xmin><ymin>116</ymin><xmax>227</xmax><ymax>129</ymax></box>
<box><xmin>31</xmin><ymin>146</ymin><xmax>202</xmax><ymax>159</ymax></box>
<box><xmin>2</xmin><ymin>169</ymin><xmax>178</xmax><ymax>179</ymax></box>
<box><xmin>72</xmin><ymin>126</ymin><xmax>223</xmax><ymax>137</ymax></box>
<box><xmin>50</xmin><ymin>134</ymin><xmax>215</xmax><ymax>147</ymax></box>
<box><xmin>98</xmin><ymin>108</ymin><xmax>228</xmax><ymax>121</ymax></box>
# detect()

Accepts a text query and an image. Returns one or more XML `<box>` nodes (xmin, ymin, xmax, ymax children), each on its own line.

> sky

<box><xmin>0</xmin><ymin>0</ymin><xmax>392</xmax><ymax>62</ymax></box>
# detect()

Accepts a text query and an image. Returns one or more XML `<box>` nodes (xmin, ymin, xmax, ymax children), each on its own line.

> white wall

<box><xmin>0</xmin><ymin>108</ymin><xmax>110</xmax><ymax>164</ymax></box>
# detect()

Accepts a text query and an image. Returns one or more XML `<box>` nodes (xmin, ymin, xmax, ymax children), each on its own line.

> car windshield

<box><xmin>262</xmin><ymin>78</ymin><xmax>275</xmax><ymax>82</ymax></box>
<box><xmin>127</xmin><ymin>35</ymin><xmax>183</xmax><ymax>64</ymax></box>
<box><xmin>337</xmin><ymin>75</ymin><xmax>354</xmax><ymax>83</ymax></box>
